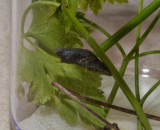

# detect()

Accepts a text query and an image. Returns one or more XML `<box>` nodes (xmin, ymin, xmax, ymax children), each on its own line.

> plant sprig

<box><xmin>135</xmin><ymin>0</ymin><xmax>143</xmax><ymax>129</ymax></box>
<box><xmin>100</xmin><ymin>0</ymin><xmax>160</xmax><ymax>52</ymax></box>
<box><xmin>76</xmin><ymin>13</ymin><xmax>126</xmax><ymax>58</ymax></box>
<box><xmin>63</xmin><ymin>7</ymin><xmax>152</xmax><ymax>129</ymax></box>
<box><xmin>105</xmin><ymin>9</ymin><xmax>160</xmax><ymax>116</ymax></box>
<box><xmin>19</xmin><ymin>0</ymin><xmax>109</xmax><ymax>128</ymax></box>
<box><xmin>17</xmin><ymin>0</ymin><xmax>160</xmax><ymax>129</ymax></box>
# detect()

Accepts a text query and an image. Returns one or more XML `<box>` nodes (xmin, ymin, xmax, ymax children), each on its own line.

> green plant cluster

<box><xmin>17</xmin><ymin>0</ymin><xmax>160</xmax><ymax>129</ymax></box>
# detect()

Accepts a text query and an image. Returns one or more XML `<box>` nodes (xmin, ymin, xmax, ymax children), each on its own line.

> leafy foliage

<box><xmin>17</xmin><ymin>46</ymin><xmax>55</xmax><ymax>105</ymax></box>
<box><xmin>17</xmin><ymin>0</ymin><xmax>108</xmax><ymax>128</ymax></box>
<box><xmin>79</xmin><ymin>0</ymin><xmax>128</xmax><ymax>15</ymax></box>
<box><xmin>79</xmin><ymin>0</ymin><xmax>103</xmax><ymax>15</ymax></box>
<box><xmin>58</xmin><ymin>0</ymin><xmax>79</xmax><ymax>33</ymax></box>
<box><xmin>17</xmin><ymin>44</ymin><xmax>106</xmax><ymax>127</ymax></box>
<box><xmin>61</xmin><ymin>98</ymin><xmax>106</xmax><ymax>127</ymax></box>
<box><xmin>108</xmin><ymin>0</ymin><xmax>128</xmax><ymax>4</ymax></box>
<box><xmin>17</xmin><ymin>0</ymin><xmax>160</xmax><ymax>129</ymax></box>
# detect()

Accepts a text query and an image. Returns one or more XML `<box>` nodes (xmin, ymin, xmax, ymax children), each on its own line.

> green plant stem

<box><xmin>135</xmin><ymin>49</ymin><xmax>143</xmax><ymax>130</ymax></box>
<box><xmin>140</xmin><ymin>80</ymin><xmax>160</xmax><ymax>106</ymax></box>
<box><xmin>131</xmin><ymin>50</ymin><xmax>160</xmax><ymax>60</ymax></box>
<box><xmin>105</xmin><ymin>9</ymin><xmax>160</xmax><ymax>116</ymax></box>
<box><xmin>135</xmin><ymin>0</ymin><xmax>143</xmax><ymax>129</ymax></box>
<box><xmin>64</xmin><ymin>8</ymin><xmax>152</xmax><ymax>130</ymax></box>
<box><xmin>135</xmin><ymin>50</ymin><xmax>140</xmax><ymax>101</ymax></box>
<box><xmin>135</xmin><ymin>0</ymin><xmax>143</xmax><ymax>102</ymax></box>
<box><xmin>100</xmin><ymin>0</ymin><xmax>160</xmax><ymax>52</ymax></box>
<box><xmin>76</xmin><ymin>14</ymin><xmax>126</xmax><ymax>58</ymax></box>
<box><xmin>105</xmin><ymin>58</ymin><xmax>129</xmax><ymax>107</ymax></box>
<box><xmin>127</xmin><ymin>10</ymin><xmax>160</xmax><ymax>59</ymax></box>
<box><xmin>137</xmin><ymin>120</ymin><xmax>143</xmax><ymax>130</ymax></box>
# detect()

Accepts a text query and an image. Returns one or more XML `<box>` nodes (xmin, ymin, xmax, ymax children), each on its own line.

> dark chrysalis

<box><xmin>54</xmin><ymin>48</ymin><xmax>112</xmax><ymax>76</ymax></box>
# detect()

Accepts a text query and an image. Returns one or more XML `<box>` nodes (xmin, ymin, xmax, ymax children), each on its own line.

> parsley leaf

<box><xmin>58</xmin><ymin>0</ymin><xmax>78</xmax><ymax>33</ymax></box>
<box><xmin>17</xmin><ymin>0</ymin><xmax>108</xmax><ymax>128</ymax></box>
<box><xmin>17</xmin><ymin>46</ymin><xmax>55</xmax><ymax>105</ymax></box>
<box><xmin>27</xmin><ymin>15</ymin><xmax>82</xmax><ymax>51</ymax></box>
<box><xmin>61</xmin><ymin>98</ymin><xmax>106</xmax><ymax>127</ymax></box>
<box><xmin>108</xmin><ymin>0</ymin><xmax>128</xmax><ymax>4</ymax></box>
<box><xmin>31</xmin><ymin>0</ymin><xmax>57</xmax><ymax>25</ymax></box>
<box><xmin>79</xmin><ymin>0</ymin><xmax>128</xmax><ymax>15</ymax></box>
<box><xmin>17</xmin><ymin>45</ymin><xmax>106</xmax><ymax>127</ymax></box>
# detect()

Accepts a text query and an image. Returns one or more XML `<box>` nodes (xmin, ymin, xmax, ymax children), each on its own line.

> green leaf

<box><xmin>45</xmin><ymin>94</ymin><xmax>61</xmax><ymax>108</ymax></box>
<box><xmin>27</xmin><ymin>14</ymin><xmax>82</xmax><ymax>51</ymax></box>
<box><xmin>31</xmin><ymin>0</ymin><xmax>57</xmax><ymax>25</ymax></box>
<box><xmin>89</xmin><ymin>0</ymin><xmax>103</xmax><ymax>15</ymax></box>
<box><xmin>108</xmin><ymin>0</ymin><xmax>114</xmax><ymax>4</ymax></box>
<box><xmin>17</xmin><ymin>44</ymin><xmax>106</xmax><ymax>127</ymax></box>
<box><xmin>16</xmin><ymin>82</ymin><xmax>25</xmax><ymax>100</ymax></box>
<box><xmin>44</xmin><ymin>53</ymin><xmax>106</xmax><ymax>128</ymax></box>
<box><xmin>78</xmin><ymin>0</ymin><xmax>89</xmax><ymax>12</ymax></box>
<box><xmin>17</xmin><ymin>46</ymin><xmax>55</xmax><ymax>105</ymax></box>
<box><xmin>63</xmin><ymin>98</ymin><xmax>105</xmax><ymax>128</ymax></box>
<box><xmin>79</xmin><ymin>0</ymin><xmax>102</xmax><ymax>15</ymax></box>
<box><xmin>116</xmin><ymin>0</ymin><xmax>128</xmax><ymax>4</ymax></box>
<box><xmin>44</xmin><ymin>55</ymin><xmax>105</xmax><ymax>101</ymax></box>
<box><xmin>57</xmin><ymin>0</ymin><xmax>78</xmax><ymax>33</ymax></box>
<box><xmin>18</xmin><ymin>0</ymin><xmax>107</xmax><ymax>128</ymax></box>
<box><xmin>108</xmin><ymin>0</ymin><xmax>128</xmax><ymax>4</ymax></box>
<box><xmin>59</xmin><ymin>98</ymin><xmax>77</xmax><ymax>124</ymax></box>
<box><xmin>79</xmin><ymin>0</ymin><xmax>128</xmax><ymax>15</ymax></box>
<box><xmin>59</xmin><ymin>11</ymin><xmax>72</xmax><ymax>33</ymax></box>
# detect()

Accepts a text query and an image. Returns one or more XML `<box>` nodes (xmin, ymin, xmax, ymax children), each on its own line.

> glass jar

<box><xmin>10</xmin><ymin>0</ymin><xmax>160</xmax><ymax>130</ymax></box>
<box><xmin>10</xmin><ymin>0</ymin><xmax>34</xmax><ymax>129</ymax></box>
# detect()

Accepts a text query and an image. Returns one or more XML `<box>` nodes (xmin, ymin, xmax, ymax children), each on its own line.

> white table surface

<box><xmin>0</xmin><ymin>0</ymin><xmax>12</xmax><ymax>129</ymax></box>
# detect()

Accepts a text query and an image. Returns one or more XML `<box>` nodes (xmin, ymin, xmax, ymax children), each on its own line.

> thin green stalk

<box><xmin>127</xmin><ymin>10</ymin><xmax>160</xmax><ymax>59</ymax></box>
<box><xmin>76</xmin><ymin>14</ymin><xmax>126</xmax><ymax>58</ymax></box>
<box><xmin>106</xmin><ymin>8</ymin><xmax>160</xmax><ymax>130</ymax></box>
<box><xmin>135</xmin><ymin>48</ymin><xmax>143</xmax><ymax>130</ymax></box>
<box><xmin>135</xmin><ymin>49</ymin><xmax>140</xmax><ymax>100</ymax></box>
<box><xmin>131</xmin><ymin>50</ymin><xmax>160</xmax><ymax>60</ymax></box>
<box><xmin>100</xmin><ymin>0</ymin><xmax>160</xmax><ymax>52</ymax></box>
<box><xmin>137</xmin><ymin>120</ymin><xmax>143</xmax><ymax>130</ymax></box>
<box><xmin>105</xmin><ymin>58</ymin><xmax>129</xmax><ymax>111</ymax></box>
<box><xmin>135</xmin><ymin>0</ymin><xmax>143</xmax><ymax>129</ymax></box>
<box><xmin>64</xmin><ymin>8</ymin><xmax>152</xmax><ymax>130</ymax></box>
<box><xmin>105</xmin><ymin>9</ymin><xmax>160</xmax><ymax>117</ymax></box>
<box><xmin>140</xmin><ymin>80</ymin><xmax>160</xmax><ymax>106</ymax></box>
<box><xmin>135</xmin><ymin>0</ymin><xmax>143</xmax><ymax>102</ymax></box>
